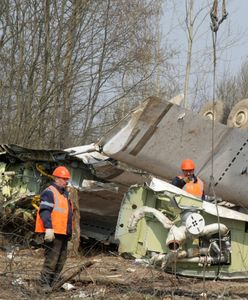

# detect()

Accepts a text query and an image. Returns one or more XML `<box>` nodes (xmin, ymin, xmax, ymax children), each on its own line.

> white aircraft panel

<box><xmin>101</xmin><ymin>97</ymin><xmax>248</xmax><ymax>207</ymax></box>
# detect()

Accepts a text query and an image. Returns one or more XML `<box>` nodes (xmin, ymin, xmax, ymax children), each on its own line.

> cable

<box><xmin>35</xmin><ymin>164</ymin><xmax>53</xmax><ymax>180</ymax></box>
<box><xmin>209</xmin><ymin>0</ymin><xmax>228</xmax><ymax>280</ymax></box>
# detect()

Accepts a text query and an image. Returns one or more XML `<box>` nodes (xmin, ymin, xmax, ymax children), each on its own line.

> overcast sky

<box><xmin>219</xmin><ymin>0</ymin><xmax>248</xmax><ymax>71</ymax></box>
<box><xmin>162</xmin><ymin>1</ymin><xmax>248</xmax><ymax>72</ymax></box>
<box><xmin>161</xmin><ymin>0</ymin><xmax>248</xmax><ymax>101</ymax></box>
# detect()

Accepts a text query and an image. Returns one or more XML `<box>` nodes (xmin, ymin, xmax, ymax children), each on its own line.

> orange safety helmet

<box><xmin>52</xmin><ymin>166</ymin><xmax>71</xmax><ymax>179</ymax></box>
<box><xmin>181</xmin><ymin>159</ymin><xmax>195</xmax><ymax>171</ymax></box>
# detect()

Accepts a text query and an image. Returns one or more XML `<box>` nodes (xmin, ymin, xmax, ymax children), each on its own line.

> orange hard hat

<box><xmin>181</xmin><ymin>159</ymin><xmax>195</xmax><ymax>171</ymax></box>
<box><xmin>52</xmin><ymin>166</ymin><xmax>71</xmax><ymax>179</ymax></box>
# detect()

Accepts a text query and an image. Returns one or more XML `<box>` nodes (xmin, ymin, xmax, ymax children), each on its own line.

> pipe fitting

<box><xmin>128</xmin><ymin>206</ymin><xmax>173</xmax><ymax>233</ymax></box>
<box><xmin>166</xmin><ymin>225</ymin><xmax>187</xmax><ymax>249</ymax></box>
<box><xmin>201</xmin><ymin>223</ymin><xmax>228</xmax><ymax>237</ymax></box>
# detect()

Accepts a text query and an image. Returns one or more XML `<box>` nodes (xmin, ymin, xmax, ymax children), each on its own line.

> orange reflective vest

<box><xmin>35</xmin><ymin>185</ymin><xmax>72</xmax><ymax>235</ymax></box>
<box><xmin>178</xmin><ymin>176</ymin><xmax>204</xmax><ymax>198</ymax></box>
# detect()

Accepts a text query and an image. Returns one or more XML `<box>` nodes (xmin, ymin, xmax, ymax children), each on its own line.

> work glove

<box><xmin>44</xmin><ymin>228</ymin><xmax>55</xmax><ymax>242</ymax></box>
<box><xmin>183</xmin><ymin>176</ymin><xmax>191</xmax><ymax>183</ymax></box>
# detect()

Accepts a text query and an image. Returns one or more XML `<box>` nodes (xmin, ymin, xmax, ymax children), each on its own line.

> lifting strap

<box><xmin>210</xmin><ymin>0</ymin><xmax>228</xmax><ymax>32</ymax></box>
<box><xmin>209</xmin><ymin>0</ymin><xmax>228</xmax><ymax>280</ymax></box>
<box><xmin>209</xmin><ymin>0</ymin><xmax>228</xmax><ymax>192</ymax></box>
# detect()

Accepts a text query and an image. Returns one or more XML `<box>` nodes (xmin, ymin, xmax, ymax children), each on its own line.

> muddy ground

<box><xmin>0</xmin><ymin>240</ymin><xmax>248</xmax><ymax>300</ymax></box>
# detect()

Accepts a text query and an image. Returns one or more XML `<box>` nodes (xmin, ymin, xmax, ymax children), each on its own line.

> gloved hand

<box><xmin>183</xmin><ymin>176</ymin><xmax>191</xmax><ymax>183</ymax></box>
<box><xmin>44</xmin><ymin>228</ymin><xmax>55</xmax><ymax>242</ymax></box>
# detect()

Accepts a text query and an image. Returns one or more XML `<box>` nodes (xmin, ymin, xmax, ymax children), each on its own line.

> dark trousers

<box><xmin>40</xmin><ymin>234</ymin><xmax>69</xmax><ymax>287</ymax></box>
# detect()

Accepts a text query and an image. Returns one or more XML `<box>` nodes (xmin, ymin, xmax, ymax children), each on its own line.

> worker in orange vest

<box><xmin>172</xmin><ymin>159</ymin><xmax>205</xmax><ymax>200</ymax></box>
<box><xmin>35</xmin><ymin>166</ymin><xmax>73</xmax><ymax>292</ymax></box>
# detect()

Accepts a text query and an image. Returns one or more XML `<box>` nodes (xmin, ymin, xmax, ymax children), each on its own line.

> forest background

<box><xmin>0</xmin><ymin>0</ymin><xmax>247</xmax><ymax>149</ymax></box>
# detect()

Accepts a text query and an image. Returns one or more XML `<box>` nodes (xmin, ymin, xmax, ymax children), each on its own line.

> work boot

<box><xmin>39</xmin><ymin>273</ymin><xmax>53</xmax><ymax>293</ymax></box>
<box><xmin>51</xmin><ymin>274</ymin><xmax>63</xmax><ymax>288</ymax></box>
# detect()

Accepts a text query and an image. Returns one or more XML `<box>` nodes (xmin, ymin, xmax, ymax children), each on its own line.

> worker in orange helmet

<box><xmin>171</xmin><ymin>159</ymin><xmax>205</xmax><ymax>200</ymax></box>
<box><xmin>35</xmin><ymin>166</ymin><xmax>73</xmax><ymax>292</ymax></box>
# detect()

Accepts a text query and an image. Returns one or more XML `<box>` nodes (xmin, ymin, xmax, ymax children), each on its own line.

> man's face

<box><xmin>182</xmin><ymin>169</ymin><xmax>194</xmax><ymax>177</ymax></box>
<box><xmin>54</xmin><ymin>176</ymin><xmax>69</xmax><ymax>188</ymax></box>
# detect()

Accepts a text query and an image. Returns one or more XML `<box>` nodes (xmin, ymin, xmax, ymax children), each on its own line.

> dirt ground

<box><xmin>0</xmin><ymin>241</ymin><xmax>248</xmax><ymax>300</ymax></box>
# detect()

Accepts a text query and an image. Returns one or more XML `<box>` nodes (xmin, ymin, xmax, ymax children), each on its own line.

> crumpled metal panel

<box><xmin>116</xmin><ymin>183</ymin><xmax>248</xmax><ymax>279</ymax></box>
<box><xmin>101</xmin><ymin>97</ymin><xmax>248</xmax><ymax>207</ymax></box>
<box><xmin>148</xmin><ymin>177</ymin><xmax>248</xmax><ymax>222</ymax></box>
<box><xmin>0</xmin><ymin>144</ymin><xmax>70</xmax><ymax>162</ymax></box>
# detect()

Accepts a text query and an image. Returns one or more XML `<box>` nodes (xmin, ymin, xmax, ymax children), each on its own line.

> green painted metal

<box><xmin>115</xmin><ymin>185</ymin><xmax>248</xmax><ymax>279</ymax></box>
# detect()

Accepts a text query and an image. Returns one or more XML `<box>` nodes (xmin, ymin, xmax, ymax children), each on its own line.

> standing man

<box><xmin>35</xmin><ymin>166</ymin><xmax>73</xmax><ymax>292</ymax></box>
<box><xmin>171</xmin><ymin>159</ymin><xmax>205</xmax><ymax>200</ymax></box>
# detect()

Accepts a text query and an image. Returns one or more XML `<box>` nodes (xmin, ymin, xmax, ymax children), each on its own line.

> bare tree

<box><xmin>217</xmin><ymin>60</ymin><xmax>248</xmax><ymax>122</ymax></box>
<box><xmin>0</xmin><ymin>0</ymin><xmax>176</xmax><ymax>148</ymax></box>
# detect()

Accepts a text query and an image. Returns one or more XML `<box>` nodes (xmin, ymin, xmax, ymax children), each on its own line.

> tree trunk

<box><xmin>68</xmin><ymin>187</ymin><xmax>80</xmax><ymax>257</ymax></box>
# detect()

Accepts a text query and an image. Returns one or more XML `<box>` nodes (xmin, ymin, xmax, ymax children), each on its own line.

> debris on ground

<box><xmin>0</xmin><ymin>237</ymin><xmax>248</xmax><ymax>300</ymax></box>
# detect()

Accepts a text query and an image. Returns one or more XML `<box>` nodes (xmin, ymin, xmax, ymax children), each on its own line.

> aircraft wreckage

<box><xmin>1</xmin><ymin>96</ymin><xmax>248</xmax><ymax>279</ymax></box>
<box><xmin>0</xmin><ymin>144</ymin><xmax>147</xmax><ymax>244</ymax></box>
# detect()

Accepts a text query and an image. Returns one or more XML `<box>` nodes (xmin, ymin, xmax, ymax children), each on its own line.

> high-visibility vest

<box><xmin>35</xmin><ymin>185</ymin><xmax>72</xmax><ymax>235</ymax></box>
<box><xmin>178</xmin><ymin>176</ymin><xmax>204</xmax><ymax>198</ymax></box>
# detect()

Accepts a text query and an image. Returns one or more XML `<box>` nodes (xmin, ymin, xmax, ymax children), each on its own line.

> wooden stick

<box><xmin>73</xmin><ymin>275</ymin><xmax>127</xmax><ymax>286</ymax></box>
<box><xmin>52</xmin><ymin>260</ymin><xmax>94</xmax><ymax>290</ymax></box>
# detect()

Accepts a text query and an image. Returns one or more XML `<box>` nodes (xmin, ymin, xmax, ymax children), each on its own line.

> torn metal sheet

<box><xmin>0</xmin><ymin>144</ymin><xmax>69</xmax><ymax>162</ymax></box>
<box><xmin>65</xmin><ymin>144</ymin><xmax>107</xmax><ymax>164</ymax></box>
<box><xmin>100</xmin><ymin>96</ymin><xmax>248</xmax><ymax>207</ymax></box>
<box><xmin>64</xmin><ymin>144</ymin><xmax>149</xmax><ymax>241</ymax></box>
